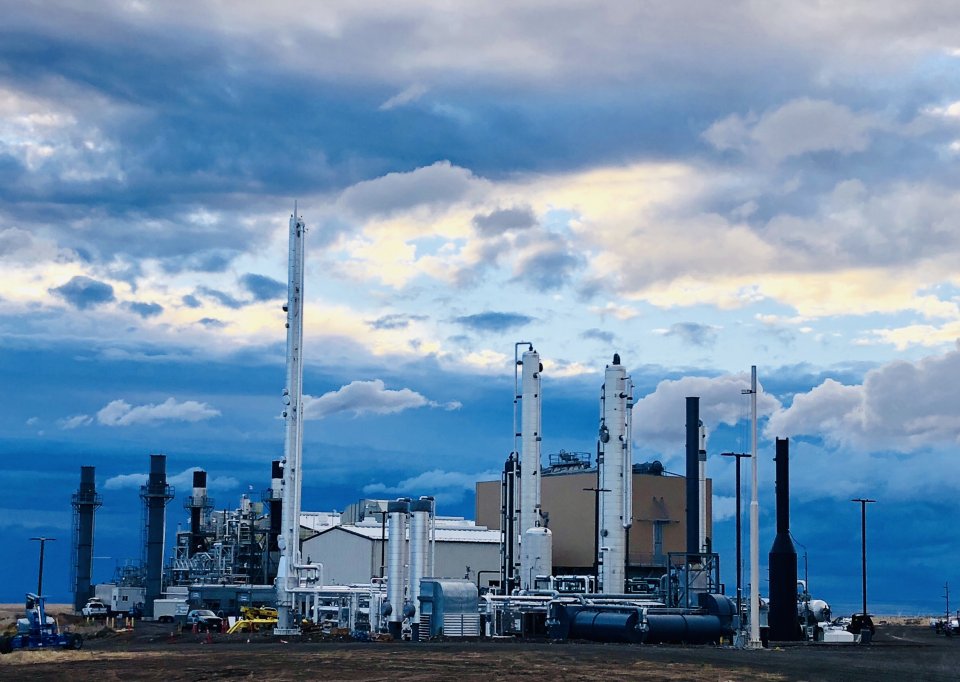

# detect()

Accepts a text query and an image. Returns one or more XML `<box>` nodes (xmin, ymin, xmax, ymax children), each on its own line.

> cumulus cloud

<box><xmin>766</xmin><ymin>346</ymin><xmax>960</xmax><ymax>452</ymax></box>
<box><xmin>363</xmin><ymin>468</ymin><xmax>499</xmax><ymax>505</ymax></box>
<box><xmin>659</xmin><ymin>322</ymin><xmax>719</xmax><ymax>347</ymax></box>
<box><xmin>454</xmin><ymin>311</ymin><xmax>534</xmax><ymax>332</ymax></box>
<box><xmin>240</xmin><ymin>273</ymin><xmax>286</xmax><ymax>302</ymax></box>
<box><xmin>96</xmin><ymin>397</ymin><xmax>221</xmax><ymax>426</ymax></box>
<box><xmin>49</xmin><ymin>275</ymin><xmax>115</xmax><ymax>310</ymax></box>
<box><xmin>703</xmin><ymin>98</ymin><xmax>880</xmax><ymax>161</ymax></box>
<box><xmin>338</xmin><ymin>161</ymin><xmax>480</xmax><ymax>218</ymax></box>
<box><xmin>633</xmin><ymin>373</ymin><xmax>781</xmax><ymax>451</ymax></box>
<box><xmin>472</xmin><ymin>206</ymin><xmax>537</xmax><ymax>235</ymax></box>
<box><xmin>59</xmin><ymin>414</ymin><xmax>92</xmax><ymax>430</ymax></box>
<box><xmin>105</xmin><ymin>467</ymin><xmax>239</xmax><ymax>491</ymax></box>
<box><xmin>303</xmin><ymin>380</ymin><xmax>461</xmax><ymax>419</ymax></box>
<box><xmin>128</xmin><ymin>301</ymin><xmax>163</xmax><ymax>318</ymax></box>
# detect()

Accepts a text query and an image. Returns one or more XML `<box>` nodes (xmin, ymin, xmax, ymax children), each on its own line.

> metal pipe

<box><xmin>685</xmin><ymin>397</ymin><xmax>700</xmax><ymax>562</ymax></box>
<box><xmin>748</xmin><ymin>366</ymin><xmax>760</xmax><ymax>647</ymax></box>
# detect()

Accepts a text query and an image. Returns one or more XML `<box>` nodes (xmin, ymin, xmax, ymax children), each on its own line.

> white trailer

<box><xmin>152</xmin><ymin>598</ymin><xmax>189</xmax><ymax>623</ymax></box>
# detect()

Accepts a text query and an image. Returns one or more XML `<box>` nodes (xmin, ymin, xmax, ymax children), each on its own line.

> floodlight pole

<box><xmin>30</xmin><ymin>536</ymin><xmax>56</xmax><ymax>596</ymax></box>
<box><xmin>721</xmin><ymin>452</ymin><xmax>751</xmax><ymax>635</ymax></box>
<box><xmin>852</xmin><ymin>498</ymin><xmax>875</xmax><ymax>618</ymax></box>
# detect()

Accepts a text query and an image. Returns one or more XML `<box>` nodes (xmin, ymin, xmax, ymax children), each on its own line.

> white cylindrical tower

<box><xmin>598</xmin><ymin>353</ymin><xmax>631</xmax><ymax>594</ymax></box>
<box><xmin>518</xmin><ymin>347</ymin><xmax>544</xmax><ymax>590</ymax></box>
<box><xmin>408</xmin><ymin>496</ymin><xmax>433</xmax><ymax>640</ymax></box>
<box><xmin>386</xmin><ymin>498</ymin><xmax>410</xmax><ymax>639</ymax></box>
<box><xmin>520</xmin><ymin>527</ymin><xmax>553</xmax><ymax>589</ymax></box>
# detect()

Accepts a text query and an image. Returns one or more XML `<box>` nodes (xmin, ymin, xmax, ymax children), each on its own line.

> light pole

<box><xmin>721</xmin><ymin>452</ymin><xmax>751</xmax><ymax>633</ymax></box>
<box><xmin>851</xmin><ymin>498</ymin><xmax>875</xmax><ymax>617</ymax></box>
<box><xmin>29</xmin><ymin>536</ymin><xmax>56</xmax><ymax>596</ymax></box>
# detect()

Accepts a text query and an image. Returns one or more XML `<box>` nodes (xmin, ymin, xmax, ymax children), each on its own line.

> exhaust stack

<box><xmin>186</xmin><ymin>470</ymin><xmax>210</xmax><ymax>557</ymax></box>
<box><xmin>71</xmin><ymin>466</ymin><xmax>102</xmax><ymax>612</ymax></box>
<box><xmin>768</xmin><ymin>437</ymin><xmax>802</xmax><ymax>640</ymax></box>
<box><xmin>685</xmin><ymin>397</ymin><xmax>700</xmax><ymax>561</ymax></box>
<box><xmin>140</xmin><ymin>454</ymin><xmax>174</xmax><ymax>619</ymax></box>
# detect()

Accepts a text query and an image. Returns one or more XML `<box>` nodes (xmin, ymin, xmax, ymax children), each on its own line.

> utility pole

<box><xmin>721</xmin><ymin>451</ymin><xmax>751</xmax><ymax>637</ymax></box>
<box><xmin>851</xmin><ymin>498</ymin><xmax>876</xmax><ymax>617</ymax></box>
<box><xmin>30</xmin><ymin>536</ymin><xmax>56</xmax><ymax>596</ymax></box>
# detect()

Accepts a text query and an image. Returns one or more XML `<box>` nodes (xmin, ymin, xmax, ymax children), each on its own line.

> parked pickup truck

<box><xmin>185</xmin><ymin>609</ymin><xmax>223</xmax><ymax>632</ymax></box>
<box><xmin>81</xmin><ymin>599</ymin><xmax>109</xmax><ymax>618</ymax></box>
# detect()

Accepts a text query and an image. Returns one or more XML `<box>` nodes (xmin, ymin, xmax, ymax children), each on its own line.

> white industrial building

<box><xmin>301</xmin><ymin>515</ymin><xmax>500</xmax><ymax>588</ymax></box>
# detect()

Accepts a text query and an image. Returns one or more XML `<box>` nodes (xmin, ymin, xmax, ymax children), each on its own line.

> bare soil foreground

<box><xmin>2</xmin><ymin>613</ymin><xmax>958</xmax><ymax>681</ymax></box>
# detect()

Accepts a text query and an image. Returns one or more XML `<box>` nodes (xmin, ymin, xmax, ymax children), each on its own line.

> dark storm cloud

<box><xmin>367</xmin><ymin>313</ymin><xmax>429</xmax><ymax>330</ymax></box>
<box><xmin>581</xmin><ymin>328</ymin><xmax>614</xmax><ymax>344</ymax></box>
<box><xmin>472</xmin><ymin>206</ymin><xmax>536</xmax><ymax>235</ymax></box>
<box><xmin>453</xmin><ymin>312</ymin><xmax>534</xmax><ymax>332</ymax></box>
<box><xmin>196</xmin><ymin>286</ymin><xmax>244</xmax><ymax>309</ymax></box>
<box><xmin>664</xmin><ymin>322</ymin><xmax>718</xmax><ymax>347</ymax></box>
<box><xmin>127</xmin><ymin>301</ymin><xmax>163</xmax><ymax>318</ymax></box>
<box><xmin>48</xmin><ymin>275</ymin><xmax>115</xmax><ymax>310</ymax></box>
<box><xmin>239</xmin><ymin>273</ymin><xmax>286</xmax><ymax>302</ymax></box>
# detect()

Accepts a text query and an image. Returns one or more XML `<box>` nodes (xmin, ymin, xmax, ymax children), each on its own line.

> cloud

<box><xmin>511</xmin><ymin>234</ymin><xmax>583</xmax><ymax>290</ymax></box>
<box><xmin>198</xmin><ymin>317</ymin><xmax>226</xmax><ymax>328</ymax></box>
<box><xmin>303</xmin><ymin>380</ymin><xmax>461</xmax><ymax>419</ymax></box>
<box><xmin>338</xmin><ymin>161</ymin><xmax>480</xmax><ymax>218</ymax></box>
<box><xmin>59</xmin><ymin>414</ymin><xmax>92</xmax><ymax>430</ymax></box>
<box><xmin>48</xmin><ymin>275</ymin><xmax>115</xmax><ymax>310</ymax></box>
<box><xmin>766</xmin><ymin>346</ymin><xmax>960</xmax><ymax>452</ymax></box>
<box><xmin>239</xmin><ymin>273</ymin><xmax>286</xmax><ymax>302</ymax></box>
<box><xmin>196</xmin><ymin>286</ymin><xmax>245</xmax><ymax>309</ymax></box>
<box><xmin>379</xmin><ymin>83</ymin><xmax>428</xmax><ymax>111</ymax></box>
<box><xmin>181</xmin><ymin>294</ymin><xmax>202</xmax><ymax>308</ymax></box>
<box><xmin>660</xmin><ymin>322</ymin><xmax>719</xmax><ymax>347</ymax></box>
<box><xmin>96</xmin><ymin>397</ymin><xmax>221</xmax><ymax>426</ymax></box>
<box><xmin>472</xmin><ymin>206</ymin><xmax>537</xmax><ymax>235</ymax></box>
<box><xmin>453</xmin><ymin>311</ymin><xmax>535</xmax><ymax>332</ymax></box>
<box><xmin>580</xmin><ymin>328</ymin><xmax>614</xmax><ymax>343</ymax></box>
<box><xmin>128</xmin><ymin>301</ymin><xmax>164</xmax><ymax>318</ymax></box>
<box><xmin>633</xmin><ymin>373</ymin><xmax>782</xmax><ymax>452</ymax></box>
<box><xmin>703</xmin><ymin>98</ymin><xmax>880</xmax><ymax>161</ymax></box>
<box><xmin>105</xmin><ymin>467</ymin><xmax>239</xmax><ymax>491</ymax></box>
<box><xmin>363</xmin><ymin>468</ymin><xmax>499</xmax><ymax>505</ymax></box>
<box><xmin>367</xmin><ymin>313</ymin><xmax>428</xmax><ymax>330</ymax></box>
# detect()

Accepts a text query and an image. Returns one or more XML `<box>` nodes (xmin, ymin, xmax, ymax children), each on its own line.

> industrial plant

<box><xmin>44</xmin><ymin>209</ymin><xmax>871</xmax><ymax>653</ymax></box>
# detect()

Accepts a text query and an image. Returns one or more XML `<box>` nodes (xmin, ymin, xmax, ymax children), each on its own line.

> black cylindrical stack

<box><xmin>500</xmin><ymin>453</ymin><xmax>519</xmax><ymax>594</ymax></box>
<box><xmin>189</xmin><ymin>470</ymin><xmax>207</xmax><ymax>556</ymax></box>
<box><xmin>269</xmin><ymin>460</ymin><xmax>283</xmax><ymax>552</ymax></box>
<box><xmin>72</xmin><ymin>465</ymin><xmax>101</xmax><ymax>612</ymax></box>
<box><xmin>768</xmin><ymin>437</ymin><xmax>802</xmax><ymax>640</ymax></box>
<box><xmin>685</xmin><ymin>397</ymin><xmax>700</xmax><ymax>562</ymax></box>
<box><xmin>140</xmin><ymin>454</ymin><xmax>174</xmax><ymax>619</ymax></box>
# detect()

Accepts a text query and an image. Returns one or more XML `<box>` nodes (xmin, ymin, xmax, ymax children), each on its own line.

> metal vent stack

<box><xmin>185</xmin><ymin>470</ymin><xmax>212</xmax><ymax>557</ymax></box>
<box><xmin>685</xmin><ymin>397</ymin><xmax>700</xmax><ymax>561</ymax></box>
<box><xmin>71</xmin><ymin>466</ymin><xmax>102</xmax><ymax>612</ymax></box>
<box><xmin>768</xmin><ymin>437</ymin><xmax>802</xmax><ymax>640</ymax></box>
<box><xmin>140</xmin><ymin>454</ymin><xmax>174</xmax><ymax>619</ymax></box>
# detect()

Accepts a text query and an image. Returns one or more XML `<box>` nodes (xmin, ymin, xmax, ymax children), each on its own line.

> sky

<box><xmin>2</xmin><ymin>0</ymin><xmax>960</xmax><ymax>615</ymax></box>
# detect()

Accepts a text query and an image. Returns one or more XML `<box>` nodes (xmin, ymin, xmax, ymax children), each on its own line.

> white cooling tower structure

<box><xmin>387</xmin><ymin>498</ymin><xmax>410</xmax><ymax>639</ymax></box>
<box><xmin>518</xmin><ymin>347</ymin><xmax>547</xmax><ymax>590</ymax></box>
<box><xmin>408</xmin><ymin>496</ymin><xmax>433</xmax><ymax>639</ymax></box>
<box><xmin>597</xmin><ymin>353</ymin><xmax>633</xmax><ymax>594</ymax></box>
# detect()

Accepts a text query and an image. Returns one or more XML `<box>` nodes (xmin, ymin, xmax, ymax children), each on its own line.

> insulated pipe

<box><xmin>276</xmin><ymin>209</ymin><xmax>307</xmax><ymax>635</ymax></box>
<box><xmin>685</xmin><ymin>397</ymin><xmax>700</xmax><ymax>562</ymax></box>
<box><xmin>269</xmin><ymin>460</ymin><xmax>282</xmax><ymax>552</ymax></box>
<box><xmin>409</xmin><ymin>497</ymin><xmax>432</xmax><ymax>640</ymax></box>
<box><xmin>387</xmin><ymin>499</ymin><xmax>410</xmax><ymax>639</ymax></box>
<box><xmin>598</xmin><ymin>354</ymin><xmax>630</xmax><ymax>594</ymax></box>
<box><xmin>518</xmin><ymin>347</ymin><xmax>543</xmax><ymax>591</ymax></box>
<box><xmin>71</xmin><ymin>466</ymin><xmax>101</xmax><ymax>613</ymax></box>
<box><xmin>698</xmin><ymin>421</ymin><xmax>707</xmax><ymax>553</ymax></box>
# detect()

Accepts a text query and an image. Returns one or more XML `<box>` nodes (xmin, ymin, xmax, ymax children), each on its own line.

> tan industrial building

<box><xmin>476</xmin><ymin>462</ymin><xmax>712</xmax><ymax>579</ymax></box>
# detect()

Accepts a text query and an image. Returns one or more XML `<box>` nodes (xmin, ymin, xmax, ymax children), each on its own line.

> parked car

<box><xmin>81</xmin><ymin>599</ymin><xmax>109</xmax><ymax>618</ymax></box>
<box><xmin>185</xmin><ymin>609</ymin><xmax>223</xmax><ymax>632</ymax></box>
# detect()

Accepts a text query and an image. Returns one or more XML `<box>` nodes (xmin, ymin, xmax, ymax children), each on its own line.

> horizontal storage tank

<box><xmin>644</xmin><ymin>614</ymin><xmax>724</xmax><ymax>644</ymax></box>
<box><xmin>570</xmin><ymin>608</ymin><xmax>644</xmax><ymax>643</ymax></box>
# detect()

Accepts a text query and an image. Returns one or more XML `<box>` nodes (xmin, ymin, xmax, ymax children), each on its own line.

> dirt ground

<box><xmin>1</xmin><ymin>607</ymin><xmax>958</xmax><ymax>681</ymax></box>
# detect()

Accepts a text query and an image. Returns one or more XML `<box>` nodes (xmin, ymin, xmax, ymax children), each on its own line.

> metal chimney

<box><xmin>185</xmin><ymin>470</ymin><xmax>211</xmax><ymax>557</ymax></box>
<box><xmin>140</xmin><ymin>454</ymin><xmax>174</xmax><ymax>619</ymax></box>
<box><xmin>71</xmin><ymin>466</ymin><xmax>102</xmax><ymax>612</ymax></box>
<box><xmin>768</xmin><ymin>437</ymin><xmax>802</xmax><ymax>640</ymax></box>
<box><xmin>685</xmin><ymin>397</ymin><xmax>700</xmax><ymax>561</ymax></box>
